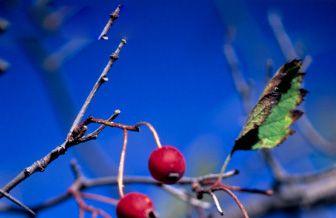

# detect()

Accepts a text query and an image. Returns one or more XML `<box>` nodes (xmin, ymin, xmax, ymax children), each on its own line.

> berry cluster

<box><xmin>116</xmin><ymin>123</ymin><xmax>186</xmax><ymax>218</ymax></box>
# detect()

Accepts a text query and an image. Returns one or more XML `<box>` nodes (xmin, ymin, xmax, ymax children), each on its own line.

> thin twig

<box><xmin>261</xmin><ymin>149</ymin><xmax>286</xmax><ymax>181</ymax></box>
<box><xmin>223</xmin><ymin>33</ymin><xmax>286</xmax><ymax>181</ymax></box>
<box><xmin>98</xmin><ymin>4</ymin><xmax>122</xmax><ymax>40</ymax></box>
<box><xmin>0</xmin><ymin>190</ymin><xmax>35</xmax><ymax>216</ymax></box>
<box><xmin>162</xmin><ymin>185</ymin><xmax>211</xmax><ymax>209</ymax></box>
<box><xmin>66</xmin><ymin>38</ymin><xmax>126</xmax><ymax>143</ymax></box>
<box><xmin>70</xmin><ymin>189</ymin><xmax>111</xmax><ymax>218</ymax></box>
<box><xmin>81</xmin><ymin>109</ymin><xmax>121</xmax><ymax>141</ymax></box>
<box><xmin>225</xmin><ymin>185</ymin><xmax>273</xmax><ymax>196</ymax></box>
<box><xmin>268</xmin><ymin>13</ymin><xmax>297</xmax><ymax>60</ymax></box>
<box><xmin>85</xmin><ymin>117</ymin><xmax>139</xmax><ymax>132</ymax></box>
<box><xmin>0</xmin><ymin>39</ymin><xmax>127</xmax><ymax>199</ymax></box>
<box><xmin>221</xmin><ymin>166</ymin><xmax>336</xmax><ymax>218</ymax></box>
<box><xmin>223</xmin><ymin>43</ymin><xmax>251</xmax><ymax>112</ymax></box>
<box><xmin>70</xmin><ymin>159</ymin><xmax>84</xmax><ymax>179</ymax></box>
<box><xmin>268</xmin><ymin>12</ymin><xmax>336</xmax><ymax>155</ymax></box>
<box><xmin>0</xmin><ymin>170</ymin><xmax>238</xmax><ymax>215</ymax></box>
<box><xmin>265</xmin><ymin>58</ymin><xmax>273</xmax><ymax>82</ymax></box>
<box><xmin>209</xmin><ymin>191</ymin><xmax>224</xmax><ymax>215</ymax></box>
<box><xmin>81</xmin><ymin>192</ymin><xmax>118</xmax><ymax>205</ymax></box>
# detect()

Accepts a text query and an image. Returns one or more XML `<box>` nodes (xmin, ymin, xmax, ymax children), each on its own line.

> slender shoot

<box><xmin>118</xmin><ymin>129</ymin><xmax>128</xmax><ymax>198</ymax></box>
<box><xmin>136</xmin><ymin>122</ymin><xmax>162</xmax><ymax>148</ymax></box>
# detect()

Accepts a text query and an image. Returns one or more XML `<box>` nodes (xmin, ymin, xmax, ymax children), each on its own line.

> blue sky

<box><xmin>0</xmin><ymin>0</ymin><xmax>336</xmax><ymax>217</ymax></box>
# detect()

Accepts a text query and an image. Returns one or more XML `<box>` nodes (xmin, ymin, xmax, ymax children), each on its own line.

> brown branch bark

<box><xmin>98</xmin><ymin>4</ymin><xmax>122</xmax><ymax>40</ymax></box>
<box><xmin>0</xmin><ymin>39</ymin><xmax>126</xmax><ymax>200</ymax></box>
<box><xmin>0</xmin><ymin>169</ymin><xmax>239</xmax><ymax>216</ymax></box>
<box><xmin>223</xmin><ymin>14</ymin><xmax>336</xmax><ymax>218</ymax></box>
<box><xmin>223</xmin><ymin>166</ymin><xmax>336</xmax><ymax>218</ymax></box>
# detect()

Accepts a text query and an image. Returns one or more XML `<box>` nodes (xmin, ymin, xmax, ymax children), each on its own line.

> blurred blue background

<box><xmin>0</xmin><ymin>0</ymin><xmax>336</xmax><ymax>217</ymax></box>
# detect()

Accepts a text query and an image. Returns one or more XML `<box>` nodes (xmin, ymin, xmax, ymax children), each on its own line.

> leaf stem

<box><xmin>217</xmin><ymin>151</ymin><xmax>233</xmax><ymax>182</ymax></box>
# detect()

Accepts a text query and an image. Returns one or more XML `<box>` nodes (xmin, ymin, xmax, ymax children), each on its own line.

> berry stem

<box><xmin>220</xmin><ymin>186</ymin><xmax>249</xmax><ymax>218</ymax></box>
<box><xmin>135</xmin><ymin>122</ymin><xmax>162</xmax><ymax>148</ymax></box>
<box><xmin>118</xmin><ymin>129</ymin><xmax>128</xmax><ymax>198</ymax></box>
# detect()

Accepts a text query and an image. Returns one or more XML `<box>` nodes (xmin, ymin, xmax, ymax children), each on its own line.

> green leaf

<box><xmin>232</xmin><ymin>59</ymin><xmax>307</xmax><ymax>152</ymax></box>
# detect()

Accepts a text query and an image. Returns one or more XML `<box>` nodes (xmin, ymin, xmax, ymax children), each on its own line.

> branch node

<box><xmin>98</xmin><ymin>4</ymin><xmax>122</xmax><ymax>40</ymax></box>
<box><xmin>102</xmin><ymin>76</ymin><xmax>109</xmax><ymax>82</ymax></box>
<box><xmin>35</xmin><ymin>160</ymin><xmax>46</xmax><ymax>172</ymax></box>
<box><xmin>110</xmin><ymin>54</ymin><xmax>119</xmax><ymax>61</ymax></box>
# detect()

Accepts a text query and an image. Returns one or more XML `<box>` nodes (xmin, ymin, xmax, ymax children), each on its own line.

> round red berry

<box><xmin>116</xmin><ymin>192</ymin><xmax>155</xmax><ymax>218</ymax></box>
<box><xmin>148</xmin><ymin>145</ymin><xmax>186</xmax><ymax>184</ymax></box>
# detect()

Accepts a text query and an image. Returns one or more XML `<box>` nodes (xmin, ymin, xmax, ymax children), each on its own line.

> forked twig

<box><xmin>0</xmin><ymin>168</ymin><xmax>239</xmax><ymax>215</ymax></box>
<box><xmin>0</xmin><ymin>39</ymin><xmax>127</xmax><ymax>200</ymax></box>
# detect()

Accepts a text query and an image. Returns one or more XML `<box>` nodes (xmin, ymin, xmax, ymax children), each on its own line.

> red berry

<box><xmin>148</xmin><ymin>145</ymin><xmax>186</xmax><ymax>184</ymax></box>
<box><xmin>116</xmin><ymin>192</ymin><xmax>155</xmax><ymax>218</ymax></box>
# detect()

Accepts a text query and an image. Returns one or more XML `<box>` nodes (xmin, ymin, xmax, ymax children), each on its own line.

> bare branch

<box><xmin>66</xmin><ymin>38</ymin><xmax>126</xmax><ymax>143</ymax></box>
<box><xmin>223</xmin><ymin>42</ymin><xmax>251</xmax><ymax>112</ymax></box>
<box><xmin>0</xmin><ymin>39</ymin><xmax>127</xmax><ymax>199</ymax></box>
<box><xmin>268</xmin><ymin>12</ymin><xmax>336</xmax><ymax>155</ymax></box>
<box><xmin>81</xmin><ymin>109</ymin><xmax>121</xmax><ymax>141</ymax></box>
<box><xmin>209</xmin><ymin>191</ymin><xmax>224</xmax><ymax>215</ymax></box>
<box><xmin>223</xmin><ymin>35</ymin><xmax>286</xmax><ymax>181</ymax></box>
<box><xmin>222</xmin><ymin>166</ymin><xmax>336</xmax><ymax>218</ymax></box>
<box><xmin>0</xmin><ymin>167</ymin><xmax>238</xmax><ymax>215</ymax></box>
<box><xmin>162</xmin><ymin>185</ymin><xmax>211</xmax><ymax>209</ymax></box>
<box><xmin>70</xmin><ymin>189</ymin><xmax>111</xmax><ymax>218</ymax></box>
<box><xmin>261</xmin><ymin>149</ymin><xmax>287</xmax><ymax>181</ymax></box>
<box><xmin>70</xmin><ymin>159</ymin><xmax>84</xmax><ymax>180</ymax></box>
<box><xmin>268</xmin><ymin>13</ymin><xmax>298</xmax><ymax>60</ymax></box>
<box><xmin>0</xmin><ymin>190</ymin><xmax>35</xmax><ymax>216</ymax></box>
<box><xmin>98</xmin><ymin>4</ymin><xmax>122</xmax><ymax>40</ymax></box>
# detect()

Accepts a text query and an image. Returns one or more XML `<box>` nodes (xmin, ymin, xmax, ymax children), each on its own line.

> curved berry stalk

<box><xmin>135</xmin><ymin>122</ymin><xmax>162</xmax><ymax>148</ymax></box>
<box><xmin>116</xmin><ymin>127</ymin><xmax>157</xmax><ymax>218</ymax></box>
<box><xmin>117</xmin><ymin>129</ymin><xmax>128</xmax><ymax>198</ymax></box>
